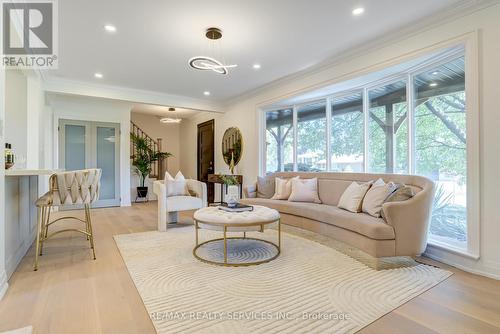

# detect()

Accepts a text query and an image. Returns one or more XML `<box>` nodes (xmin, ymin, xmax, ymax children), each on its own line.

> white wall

<box><xmin>0</xmin><ymin>68</ymin><xmax>7</xmax><ymax>300</ymax></box>
<box><xmin>5</xmin><ymin>70</ymin><xmax>27</xmax><ymax>164</ymax></box>
<box><xmin>48</xmin><ymin>94</ymin><xmax>133</xmax><ymax>206</ymax></box>
<box><xmin>180</xmin><ymin>5</ymin><xmax>500</xmax><ymax>279</ymax></box>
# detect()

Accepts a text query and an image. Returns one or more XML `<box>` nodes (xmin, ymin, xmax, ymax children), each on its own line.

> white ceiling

<box><xmin>131</xmin><ymin>104</ymin><xmax>201</xmax><ymax>119</ymax></box>
<box><xmin>50</xmin><ymin>0</ymin><xmax>463</xmax><ymax>103</ymax></box>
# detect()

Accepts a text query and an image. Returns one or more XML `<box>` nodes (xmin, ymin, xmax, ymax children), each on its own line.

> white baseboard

<box><xmin>424</xmin><ymin>246</ymin><xmax>500</xmax><ymax>280</ymax></box>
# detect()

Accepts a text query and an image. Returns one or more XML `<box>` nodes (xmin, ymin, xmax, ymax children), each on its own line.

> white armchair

<box><xmin>153</xmin><ymin>179</ymin><xmax>208</xmax><ymax>232</ymax></box>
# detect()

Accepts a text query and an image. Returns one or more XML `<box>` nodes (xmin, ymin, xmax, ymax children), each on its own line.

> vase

<box><xmin>226</xmin><ymin>185</ymin><xmax>239</xmax><ymax>207</ymax></box>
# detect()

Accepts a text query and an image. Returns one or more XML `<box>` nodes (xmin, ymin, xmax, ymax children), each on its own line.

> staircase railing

<box><xmin>130</xmin><ymin>121</ymin><xmax>165</xmax><ymax>179</ymax></box>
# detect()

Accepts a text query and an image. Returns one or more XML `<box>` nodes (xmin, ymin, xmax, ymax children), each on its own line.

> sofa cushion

<box><xmin>257</xmin><ymin>176</ymin><xmax>275</xmax><ymax>199</ymax></box>
<box><xmin>288</xmin><ymin>177</ymin><xmax>321</xmax><ymax>203</ymax></box>
<box><xmin>240</xmin><ymin>198</ymin><xmax>395</xmax><ymax>240</ymax></box>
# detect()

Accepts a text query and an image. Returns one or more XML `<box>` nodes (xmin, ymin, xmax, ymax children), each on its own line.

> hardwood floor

<box><xmin>0</xmin><ymin>202</ymin><xmax>499</xmax><ymax>334</ymax></box>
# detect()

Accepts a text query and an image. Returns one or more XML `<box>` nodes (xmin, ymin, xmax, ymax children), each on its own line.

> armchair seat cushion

<box><xmin>166</xmin><ymin>196</ymin><xmax>203</xmax><ymax>212</ymax></box>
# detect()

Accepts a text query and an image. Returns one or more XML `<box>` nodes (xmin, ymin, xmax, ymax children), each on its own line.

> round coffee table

<box><xmin>193</xmin><ymin>205</ymin><xmax>281</xmax><ymax>266</ymax></box>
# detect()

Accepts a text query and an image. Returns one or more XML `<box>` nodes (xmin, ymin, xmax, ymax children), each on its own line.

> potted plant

<box><xmin>220</xmin><ymin>174</ymin><xmax>240</xmax><ymax>207</ymax></box>
<box><xmin>131</xmin><ymin>133</ymin><xmax>172</xmax><ymax>200</ymax></box>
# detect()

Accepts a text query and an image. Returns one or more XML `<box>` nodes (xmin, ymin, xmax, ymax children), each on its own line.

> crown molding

<box><xmin>42</xmin><ymin>77</ymin><xmax>225</xmax><ymax>113</ymax></box>
<box><xmin>224</xmin><ymin>0</ymin><xmax>499</xmax><ymax>107</ymax></box>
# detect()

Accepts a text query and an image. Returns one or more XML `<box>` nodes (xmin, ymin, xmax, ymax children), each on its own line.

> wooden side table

<box><xmin>207</xmin><ymin>174</ymin><xmax>243</xmax><ymax>205</ymax></box>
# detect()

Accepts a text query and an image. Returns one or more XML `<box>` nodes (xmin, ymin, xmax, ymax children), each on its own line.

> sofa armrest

<box><xmin>244</xmin><ymin>183</ymin><xmax>257</xmax><ymax>198</ymax></box>
<box><xmin>382</xmin><ymin>183</ymin><xmax>435</xmax><ymax>256</ymax></box>
<box><xmin>186</xmin><ymin>179</ymin><xmax>208</xmax><ymax>207</ymax></box>
<box><xmin>153</xmin><ymin>180</ymin><xmax>168</xmax><ymax>231</ymax></box>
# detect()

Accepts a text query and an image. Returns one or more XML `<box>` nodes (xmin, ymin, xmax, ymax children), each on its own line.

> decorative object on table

<box><xmin>218</xmin><ymin>202</ymin><xmax>253</xmax><ymax>213</ymax></box>
<box><xmin>130</xmin><ymin>133</ymin><xmax>172</xmax><ymax>202</ymax></box>
<box><xmin>4</xmin><ymin>143</ymin><xmax>14</xmax><ymax>169</ymax></box>
<box><xmin>207</xmin><ymin>174</ymin><xmax>243</xmax><ymax>205</ymax></box>
<box><xmin>33</xmin><ymin>169</ymin><xmax>102</xmax><ymax>271</ymax></box>
<box><xmin>222</xmin><ymin>127</ymin><xmax>242</xmax><ymax>174</ymax></box>
<box><xmin>219</xmin><ymin>174</ymin><xmax>240</xmax><ymax>207</ymax></box>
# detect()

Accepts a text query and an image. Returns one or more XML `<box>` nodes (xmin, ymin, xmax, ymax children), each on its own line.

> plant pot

<box><xmin>137</xmin><ymin>186</ymin><xmax>149</xmax><ymax>198</ymax></box>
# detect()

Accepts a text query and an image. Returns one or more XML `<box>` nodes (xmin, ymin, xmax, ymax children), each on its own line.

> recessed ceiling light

<box><xmin>429</xmin><ymin>82</ymin><xmax>438</xmax><ymax>87</ymax></box>
<box><xmin>94</xmin><ymin>72</ymin><xmax>103</xmax><ymax>79</ymax></box>
<box><xmin>253</xmin><ymin>63</ymin><xmax>261</xmax><ymax>70</ymax></box>
<box><xmin>104</xmin><ymin>24</ymin><xmax>116</xmax><ymax>33</ymax></box>
<box><xmin>203</xmin><ymin>91</ymin><xmax>210</xmax><ymax>96</ymax></box>
<box><xmin>352</xmin><ymin>7</ymin><xmax>365</xmax><ymax>16</ymax></box>
<box><xmin>432</xmin><ymin>71</ymin><xmax>440</xmax><ymax>75</ymax></box>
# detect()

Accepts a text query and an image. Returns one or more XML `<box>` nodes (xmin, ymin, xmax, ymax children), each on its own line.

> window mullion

<box><xmin>407</xmin><ymin>74</ymin><xmax>415</xmax><ymax>174</ymax></box>
<box><xmin>363</xmin><ymin>88</ymin><xmax>369</xmax><ymax>173</ymax></box>
<box><xmin>292</xmin><ymin>106</ymin><xmax>298</xmax><ymax>172</ymax></box>
<box><xmin>326</xmin><ymin>98</ymin><xmax>332</xmax><ymax>171</ymax></box>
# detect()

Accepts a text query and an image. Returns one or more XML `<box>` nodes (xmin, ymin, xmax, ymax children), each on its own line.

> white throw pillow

<box><xmin>271</xmin><ymin>176</ymin><xmax>299</xmax><ymax>200</ymax></box>
<box><xmin>362</xmin><ymin>178</ymin><xmax>393</xmax><ymax>218</ymax></box>
<box><xmin>338</xmin><ymin>181</ymin><xmax>372</xmax><ymax>213</ymax></box>
<box><xmin>164</xmin><ymin>171</ymin><xmax>189</xmax><ymax>197</ymax></box>
<box><xmin>288</xmin><ymin>178</ymin><xmax>322</xmax><ymax>203</ymax></box>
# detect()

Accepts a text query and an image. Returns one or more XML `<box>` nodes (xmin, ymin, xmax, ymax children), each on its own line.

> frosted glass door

<box><xmin>64</xmin><ymin>124</ymin><xmax>87</xmax><ymax>171</ymax></box>
<box><xmin>96</xmin><ymin>126</ymin><xmax>116</xmax><ymax>200</ymax></box>
<box><xmin>59</xmin><ymin>120</ymin><xmax>120</xmax><ymax>208</ymax></box>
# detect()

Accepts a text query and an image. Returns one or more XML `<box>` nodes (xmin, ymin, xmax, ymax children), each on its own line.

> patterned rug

<box><xmin>114</xmin><ymin>227</ymin><xmax>451</xmax><ymax>334</ymax></box>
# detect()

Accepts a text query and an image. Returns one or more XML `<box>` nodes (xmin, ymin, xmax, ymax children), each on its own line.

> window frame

<box><xmin>260</xmin><ymin>40</ymin><xmax>479</xmax><ymax>258</ymax></box>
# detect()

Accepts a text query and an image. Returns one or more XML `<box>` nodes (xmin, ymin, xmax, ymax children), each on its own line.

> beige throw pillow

<box><xmin>362</xmin><ymin>178</ymin><xmax>393</xmax><ymax>218</ymax></box>
<box><xmin>271</xmin><ymin>176</ymin><xmax>299</xmax><ymax>200</ymax></box>
<box><xmin>257</xmin><ymin>176</ymin><xmax>275</xmax><ymax>199</ymax></box>
<box><xmin>288</xmin><ymin>178</ymin><xmax>322</xmax><ymax>203</ymax></box>
<box><xmin>164</xmin><ymin>171</ymin><xmax>189</xmax><ymax>197</ymax></box>
<box><xmin>338</xmin><ymin>181</ymin><xmax>372</xmax><ymax>213</ymax></box>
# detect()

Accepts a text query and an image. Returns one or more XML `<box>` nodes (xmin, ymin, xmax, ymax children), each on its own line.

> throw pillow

<box><xmin>362</xmin><ymin>178</ymin><xmax>393</xmax><ymax>218</ymax></box>
<box><xmin>257</xmin><ymin>176</ymin><xmax>275</xmax><ymax>199</ymax></box>
<box><xmin>338</xmin><ymin>181</ymin><xmax>372</xmax><ymax>213</ymax></box>
<box><xmin>288</xmin><ymin>178</ymin><xmax>322</xmax><ymax>203</ymax></box>
<box><xmin>271</xmin><ymin>176</ymin><xmax>299</xmax><ymax>200</ymax></box>
<box><xmin>380</xmin><ymin>185</ymin><xmax>416</xmax><ymax>220</ymax></box>
<box><xmin>164</xmin><ymin>171</ymin><xmax>189</xmax><ymax>197</ymax></box>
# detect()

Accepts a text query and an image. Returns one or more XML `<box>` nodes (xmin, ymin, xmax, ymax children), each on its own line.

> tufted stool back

<box><xmin>37</xmin><ymin>169</ymin><xmax>102</xmax><ymax>207</ymax></box>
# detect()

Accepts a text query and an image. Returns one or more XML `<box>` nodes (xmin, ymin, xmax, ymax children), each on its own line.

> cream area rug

<box><xmin>114</xmin><ymin>227</ymin><xmax>451</xmax><ymax>334</ymax></box>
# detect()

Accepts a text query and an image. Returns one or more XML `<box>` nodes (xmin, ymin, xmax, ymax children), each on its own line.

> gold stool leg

<box><xmin>85</xmin><ymin>204</ymin><xmax>96</xmax><ymax>260</ymax></box>
<box><xmin>40</xmin><ymin>206</ymin><xmax>50</xmax><ymax>255</ymax></box>
<box><xmin>195</xmin><ymin>220</ymin><xmax>199</xmax><ymax>246</ymax></box>
<box><xmin>34</xmin><ymin>207</ymin><xmax>44</xmax><ymax>271</ymax></box>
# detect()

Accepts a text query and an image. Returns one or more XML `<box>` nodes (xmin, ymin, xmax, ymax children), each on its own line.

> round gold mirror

<box><xmin>222</xmin><ymin>127</ymin><xmax>243</xmax><ymax>173</ymax></box>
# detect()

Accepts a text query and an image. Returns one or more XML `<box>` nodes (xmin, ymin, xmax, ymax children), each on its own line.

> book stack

<box><xmin>218</xmin><ymin>203</ymin><xmax>254</xmax><ymax>213</ymax></box>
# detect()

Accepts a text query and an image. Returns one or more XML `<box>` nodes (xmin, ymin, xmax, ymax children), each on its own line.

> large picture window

<box><xmin>413</xmin><ymin>57</ymin><xmax>467</xmax><ymax>248</ymax></box>
<box><xmin>262</xmin><ymin>49</ymin><xmax>474</xmax><ymax>254</ymax></box>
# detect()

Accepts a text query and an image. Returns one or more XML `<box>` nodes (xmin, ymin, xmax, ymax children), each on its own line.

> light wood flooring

<box><xmin>0</xmin><ymin>202</ymin><xmax>499</xmax><ymax>334</ymax></box>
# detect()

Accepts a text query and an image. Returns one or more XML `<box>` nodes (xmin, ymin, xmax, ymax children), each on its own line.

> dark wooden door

<box><xmin>197</xmin><ymin>120</ymin><xmax>215</xmax><ymax>203</ymax></box>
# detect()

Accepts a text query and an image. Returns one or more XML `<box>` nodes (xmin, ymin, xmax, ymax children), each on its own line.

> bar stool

<box><xmin>34</xmin><ymin>169</ymin><xmax>102</xmax><ymax>271</ymax></box>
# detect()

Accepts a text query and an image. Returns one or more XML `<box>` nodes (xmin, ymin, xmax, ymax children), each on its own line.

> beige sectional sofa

<box><xmin>241</xmin><ymin>172</ymin><xmax>435</xmax><ymax>258</ymax></box>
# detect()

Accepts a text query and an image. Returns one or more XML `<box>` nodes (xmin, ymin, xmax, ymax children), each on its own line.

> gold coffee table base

<box><xmin>193</xmin><ymin>219</ymin><xmax>281</xmax><ymax>267</ymax></box>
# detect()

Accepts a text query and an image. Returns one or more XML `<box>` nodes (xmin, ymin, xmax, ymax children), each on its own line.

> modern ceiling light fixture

<box><xmin>104</xmin><ymin>24</ymin><xmax>116</xmax><ymax>33</ymax></box>
<box><xmin>203</xmin><ymin>91</ymin><xmax>211</xmax><ymax>96</ymax></box>
<box><xmin>188</xmin><ymin>27</ymin><xmax>237</xmax><ymax>75</ymax></box>
<box><xmin>168</xmin><ymin>107</ymin><xmax>176</xmax><ymax>112</ymax></box>
<box><xmin>160</xmin><ymin>117</ymin><xmax>182</xmax><ymax>124</ymax></box>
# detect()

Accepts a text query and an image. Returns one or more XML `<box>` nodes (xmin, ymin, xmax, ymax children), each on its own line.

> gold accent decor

<box><xmin>222</xmin><ymin>127</ymin><xmax>243</xmax><ymax>172</ymax></box>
